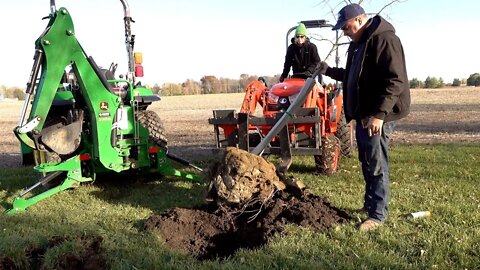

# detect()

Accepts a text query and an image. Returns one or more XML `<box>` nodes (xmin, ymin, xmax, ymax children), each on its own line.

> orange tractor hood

<box><xmin>269</xmin><ymin>78</ymin><xmax>305</xmax><ymax>96</ymax></box>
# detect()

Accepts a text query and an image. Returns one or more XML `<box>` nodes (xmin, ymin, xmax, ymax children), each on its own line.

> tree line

<box><xmin>410</xmin><ymin>73</ymin><xmax>480</xmax><ymax>89</ymax></box>
<box><xmin>153</xmin><ymin>73</ymin><xmax>480</xmax><ymax>95</ymax></box>
<box><xmin>1</xmin><ymin>73</ymin><xmax>479</xmax><ymax>100</ymax></box>
<box><xmin>149</xmin><ymin>74</ymin><xmax>281</xmax><ymax>96</ymax></box>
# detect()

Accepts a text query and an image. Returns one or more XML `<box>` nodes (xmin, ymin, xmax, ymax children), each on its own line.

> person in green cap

<box><xmin>279</xmin><ymin>22</ymin><xmax>320</xmax><ymax>82</ymax></box>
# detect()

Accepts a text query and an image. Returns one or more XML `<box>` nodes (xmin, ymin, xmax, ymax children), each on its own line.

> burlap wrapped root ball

<box><xmin>210</xmin><ymin>147</ymin><xmax>286</xmax><ymax>204</ymax></box>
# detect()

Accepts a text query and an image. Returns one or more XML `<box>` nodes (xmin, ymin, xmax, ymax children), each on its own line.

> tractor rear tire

<box><xmin>136</xmin><ymin>110</ymin><xmax>168</xmax><ymax>150</ymax></box>
<box><xmin>314</xmin><ymin>135</ymin><xmax>340</xmax><ymax>175</ymax></box>
<box><xmin>335</xmin><ymin>110</ymin><xmax>352</xmax><ymax>157</ymax></box>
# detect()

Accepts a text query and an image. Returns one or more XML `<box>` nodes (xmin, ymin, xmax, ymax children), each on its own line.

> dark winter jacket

<box><xmin>281</xmin><ymin>39</ymin><xmax>320</xmax><ymax>79</ymax></box>
<box><xmin>326</xmin><ymin>15</ymin><xmax>410</xmax><ymax>122</ymax></box>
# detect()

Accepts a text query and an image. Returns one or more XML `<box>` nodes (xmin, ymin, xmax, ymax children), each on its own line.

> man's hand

<box><xmin>367</xmin><ymin>117</ymin><xmax>384</xmax><ymax>136</ymax></box>
<box><xmin>318</xmin><ymin>62</ymin><xmax>329</xmax><ymax>75</ymax></box>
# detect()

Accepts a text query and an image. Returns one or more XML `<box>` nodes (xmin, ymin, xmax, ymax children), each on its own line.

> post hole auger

<box><xmin>208</xmin><ymin>20</ymin><xmax>352</xmax><ymax>176</ymax></box>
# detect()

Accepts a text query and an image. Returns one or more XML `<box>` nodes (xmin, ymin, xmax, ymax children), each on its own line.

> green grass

<box><xmin>1</xmin><ymin>143</ymin><xmax>479</xmax><ymax>269</ymax></box>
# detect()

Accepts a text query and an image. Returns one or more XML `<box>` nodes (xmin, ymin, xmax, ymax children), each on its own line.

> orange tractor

<box><xmin>208</xmin><ymin>20</ymin><xmax>351</xmax><ymax>175</ymax></box>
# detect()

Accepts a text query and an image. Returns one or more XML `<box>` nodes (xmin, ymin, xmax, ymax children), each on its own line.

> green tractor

<box><xmin>7</xmin><ymin>0</ymin><xmax>201</xmax><ymax>214</ymax></box>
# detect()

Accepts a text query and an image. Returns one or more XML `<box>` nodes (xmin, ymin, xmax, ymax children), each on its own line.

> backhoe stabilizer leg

<box><xmin>158</xmin><ymin>166</ymin><xmax>202</xmax><ymax>182</ymax></box>
<box><xmin>6</xmin><ymin>176</ymin><xmax>78</xmax><ymax>215</ymax></box>
<box><xmin>5</xmin><ymin>156</ymin><xmax>93</xmax><ymax>215</ymax></box>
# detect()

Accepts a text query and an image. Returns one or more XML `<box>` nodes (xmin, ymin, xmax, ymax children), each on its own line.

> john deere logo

<box><xmin>99</xmin><ymin>101</ymin><xmax>109</xmax><ymax>110</ymax></box>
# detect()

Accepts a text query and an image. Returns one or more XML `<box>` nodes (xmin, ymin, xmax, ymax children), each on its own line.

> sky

<box><xmin>1</xmin><ymin>0</ymin><xmax>479</xmax><ymax>88</ymax></box>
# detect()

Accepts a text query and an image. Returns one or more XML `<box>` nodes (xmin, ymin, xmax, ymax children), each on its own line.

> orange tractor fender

<box><xmin>240</xmin><ymin>80</ymin><xmax>268</xmax><ymax>114</ymax></box>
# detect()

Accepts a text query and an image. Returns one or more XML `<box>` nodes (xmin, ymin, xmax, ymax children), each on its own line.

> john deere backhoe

<box><xmin>6</xmin><ymin>0</ymin><xmax>201</xmax><ymax>214</ymax></box>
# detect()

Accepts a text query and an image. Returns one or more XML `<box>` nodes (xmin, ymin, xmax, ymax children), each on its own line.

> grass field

<box><xmin>0</xmin><ymin>144</ymin><xmax>479</xmax><ymax>269</ymax></box>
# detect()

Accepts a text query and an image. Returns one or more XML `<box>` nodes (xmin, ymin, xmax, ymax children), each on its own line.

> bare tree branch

<box><xmin>376</xmin><ymin>0</ymin><xmax>406</xmax><ymax>15</ymax></box>
<box><xmin>310</xmin><ymin>0</ymin><xmax>407</xmax><ymax>63</ymax></box>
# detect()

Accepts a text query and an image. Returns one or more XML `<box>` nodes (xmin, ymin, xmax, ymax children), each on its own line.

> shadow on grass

<box><xmin>0</xmin><ymin>166</ymin><xmax>40</xmax><ymax>205</ymax></box>
<box><xmin>0</xmin><ymin>153</ymin><xmax>23</xmax><ymax>169</ymax></box>
<box><xmin>0</xmin><ymin>211</ymin><xmax>183</xmax><ymax>269</ymax></box>
<box><xmin>89</xmin><ymin>171</ymin><xmax>210</xmax><ymax>215</ymax></box>
<box><xmin>287</xmin><ymin>163</ymin><xmax>318</xmax><ymax>174</ymax></box>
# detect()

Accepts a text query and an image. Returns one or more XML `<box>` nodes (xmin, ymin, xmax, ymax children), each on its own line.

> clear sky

<box><xmin>1</xmin><ymin>0</ymin><xmax>478</xmax><ymax>88</ymax></box>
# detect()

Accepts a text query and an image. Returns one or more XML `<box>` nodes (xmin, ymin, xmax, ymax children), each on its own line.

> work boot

<box><xmin>358</xmin><ymin>218</ymin><xmax>382</xmax><ymax>232</ymax></box>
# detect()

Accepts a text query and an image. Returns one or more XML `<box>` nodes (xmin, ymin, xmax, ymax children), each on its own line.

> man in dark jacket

<box><xmin>279</xmin><ymin>23</ymin><xmax>320</xmax><ymax>82</ymax></box>
<box><xmin>319</xmin><ymin>4</ymin><xmax>410</xmax><ymax>231</ymax></box>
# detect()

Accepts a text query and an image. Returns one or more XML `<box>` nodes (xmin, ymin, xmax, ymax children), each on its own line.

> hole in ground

<box><xmin>144</xmin><ymin>190</ymin><xmax>352</xmax><ymax>260</ymax></box>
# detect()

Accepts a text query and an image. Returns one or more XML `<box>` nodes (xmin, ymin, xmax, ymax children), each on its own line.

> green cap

<box><xmin>295</xmin><ymin>23</ymin><xmax>307</xmax><ymax>36</ymax></box>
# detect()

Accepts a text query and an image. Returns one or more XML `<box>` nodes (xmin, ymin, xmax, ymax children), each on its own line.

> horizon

<box><xmin>1</xmin><ymin>0</ymin><xmax>479</xmax><ymax>88</ymax></box>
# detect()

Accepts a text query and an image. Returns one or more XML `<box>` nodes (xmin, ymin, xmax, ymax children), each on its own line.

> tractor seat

<box><xmin>88</xmin><ymin>57</ymin><xmax>127</xmax><ymax>99</ymax></box>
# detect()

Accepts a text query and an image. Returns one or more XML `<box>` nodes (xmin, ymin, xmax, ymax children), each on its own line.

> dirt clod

<box><xmin>207</xmin><ymin>147</ymin><xmax>286</xmax><ymax>204</ymax></box>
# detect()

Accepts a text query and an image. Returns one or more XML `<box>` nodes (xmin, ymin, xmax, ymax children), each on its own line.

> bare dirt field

<box><xmin>1</xmin><ymin>87</ymin><xmax>479</xmax><ymax>167</ymax></box>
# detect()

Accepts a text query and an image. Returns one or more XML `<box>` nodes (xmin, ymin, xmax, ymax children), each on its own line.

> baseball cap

<box><xmin>332</xmin><ymin>3</ymin><xmax>365</xmax><ymax>30</ymax></box>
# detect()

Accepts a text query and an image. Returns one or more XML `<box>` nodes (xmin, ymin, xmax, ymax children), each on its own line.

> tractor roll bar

<box><xmin>50</xmin><ymin>0</ymin><xmax>56</xmax><ymax>15</ymax></box>
<box><xmin>120</xmin><ymin>0</ymin><xmax>131</xmax><ymax>18</ymax></box>
<box><xmin>120</xmin><ymin>0</ymin><xmax>136</xmax><ymax>83</ymax></box>
<box><xmin>285</xmin><ymin>19</ymin><xmax>340</xmax><ymax>70</ymax></box>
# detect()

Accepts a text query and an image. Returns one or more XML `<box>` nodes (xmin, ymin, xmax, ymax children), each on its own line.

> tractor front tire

<box><xmin>314</xmin><ymin>135</ymin><xmax>340</xmax><ymax>175</ymax></box>
<box><xmin>136</xmin><ymin>110</ymin><xmax>168</xmax><ymax>150</ymax></box>
<box><xmin>335</xmin><ymin>110</ymin><xmax>352</xmax><ymax>157</ymax></box>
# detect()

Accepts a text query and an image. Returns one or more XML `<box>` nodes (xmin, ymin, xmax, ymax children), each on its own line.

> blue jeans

<box><xmin>355</xmin><ymin>120</ymin><xmax>396</xmax><ymax>223</ymax></box>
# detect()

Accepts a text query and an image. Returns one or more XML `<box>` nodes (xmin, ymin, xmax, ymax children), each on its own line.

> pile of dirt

<box><xmin>144</xmin><ymin>190</ymin><xmax>351</xmax><ymax>260</ymax></box>
<box><xmin>0</xmin><ymin>234</ymin><xmax>108</xmax><ymax>270</ymax></box>
<box><xmin>144</xmin><ymin>147</ymin><xmax>351</xmax><ymax>260</ymax></box>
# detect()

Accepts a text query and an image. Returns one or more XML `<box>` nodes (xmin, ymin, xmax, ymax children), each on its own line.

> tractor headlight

<box><xmin>277</xmin><ymin>97</ymin><xmax>291</xmax><ymax>110</ymax></box>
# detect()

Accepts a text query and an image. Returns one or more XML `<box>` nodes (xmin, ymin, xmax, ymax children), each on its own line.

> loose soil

<box><xmin>142</xmin><ymin>147</ymin><xmax>353</xmax><ymax>260</ymax></box>
<box><xmin>144</xmin><ymin>189</ymin><xmax>351</xmax><ymax>260</ymax></box>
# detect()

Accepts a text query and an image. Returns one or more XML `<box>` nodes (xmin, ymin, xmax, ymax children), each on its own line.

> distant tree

<box><xmin>151</xmin><ymin>83</ymin><xmax>161</xmax><ymax>94</ymax></box>
<box><xmin>201</xmin><ymin>76</ymin><xmax>220</xmax><ymax>94</ymax></box>
<box><xmin>437</xmin><ymin>77</ymin><xmax>445</xmax><ymax>88</ymax></box>
<box><xmin>424</xmin><ymin>76</ymin><xmax>440</xmax><ymax>88</ymax></box>
<box><xmin>239</xmin><ymin>74</ymin><xmax>252</xmax><ymax>90</ymax></box>
<box><xmin>0</xmin><ymin>85</ymin><xmax>6</xmax><ymax>99</ymax></box>
<box><xmin>182</xmin><ymin>79</ymin><xmax>202</xmax><ymax>95</ymax></box>
<box><xmin>467</xmin><ymin>73</ymin><xmax>480</xmax><ymax>86</ymax></box>
<box><xmin>452</xmin><ymin>78</ymin><xmax>461</xmax><ymax>87</ymax></box>
<box><xmin>218</xmin><ymin>78</ymin><xmax>237</xmax><ymax>93</ymax></box>
<box><xmin>3</xmin><ymin>87</ymin><xmax>25</xmax><ymax>100</ymax></box>
<box><xmin>409</xmin><ymin>78</ymin><xmax>423</xmax><ymax>88</ymax></box>
<box><xmin>263</xmin><ymin>75</ymin><xmax>282</xmax><ymax>87</ymax></box>
<box><xmin>161</xmin><ymin>82</ymin><xmax>182</xmax><ymax>96</ymax></box>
